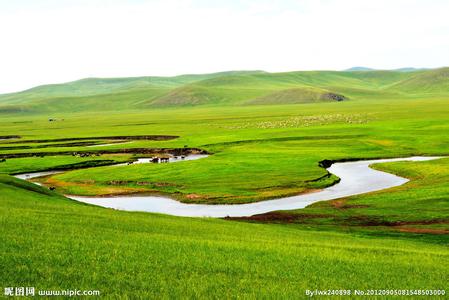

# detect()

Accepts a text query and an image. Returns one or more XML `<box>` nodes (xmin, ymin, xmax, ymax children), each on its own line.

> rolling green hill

<box><xmin>345</xmin><ymin>66</ymin><xmax>376</xmax><ymax>71</ymax></box>
<box><xmin>0</xmin><ymin>68</ymin><xmax>447</xmax><ymax>113</ymax></box>
<box><xmin>345</xmin><ymin>66</ymin><xmax>427</xmax><ymax>72</ymax></box>
<box><xmin>0</xmin><ymin>71</ymin><xmax>266</xmax><ymax>103</ymax></box>
<box><xmin>245</xmin><ymin>87</ymin><xmax>346</xmax><ymax>105</ymax></box>
<box><xmin>388</xmin><ymin>67</ymin><xmax>449</xmax><ymax>93</ymax></box>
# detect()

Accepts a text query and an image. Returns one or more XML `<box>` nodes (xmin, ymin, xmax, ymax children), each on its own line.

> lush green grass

<box><xmin>1</xmin><ymin>175</ymin><xmax>448</xmax><ymax>298</ymax></box>
<box><xmin>1</xmin><ymin>96</ymin><xmax>449</xmax><ymax>203</ymax></box>
<box><xmin>0</xmin><ymin>154</ymin><xmax>133</xmax><ymax>175</ymax></box>
<box><xmin>1</xmin><ymin>69</ymin><xmax>449</xmax><ymax>297</ymax></box>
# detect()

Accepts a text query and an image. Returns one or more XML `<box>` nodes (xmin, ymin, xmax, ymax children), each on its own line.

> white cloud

<box><xmin>0</xmin><ymin>0</ymin><xmax>448</xmax><ymax>93</ymax></box>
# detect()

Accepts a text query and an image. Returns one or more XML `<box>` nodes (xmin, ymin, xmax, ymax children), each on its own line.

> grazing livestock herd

<box><xmin>127</xmin><ymin>155</ymin><xmax>187</xmax><ymax>165</ymax></box>
<box><xmin>130</xmin><ymin>155</ymin><xmax>186</xmax><ymax>164</ymax></box>
<box><xmin>70</xmin><ymin>151</ymin><xmax>187</xmax><ymax>163</ymax></box>
<box><xmin>71</xmin><ymin>152</ymin><xmax>101</xmax><ymax>158</ymax></box>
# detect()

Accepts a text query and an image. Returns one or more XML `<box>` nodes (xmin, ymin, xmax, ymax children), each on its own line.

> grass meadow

<box><xmin>1</xmin><ymin>69</ymin><xmax>449</xmax><ymax>297</ymax></box>
<box><xmin>1</xmin><ymin>176</ymin><xmax>448</xmax><ymax>298</ymax></box>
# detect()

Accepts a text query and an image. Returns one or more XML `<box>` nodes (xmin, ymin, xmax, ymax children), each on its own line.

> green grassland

<box><xmin>2</xmin><ymin>97</ymin><xmax>449</xmax><ymax>203</ymax></box>
<box><xmin>1</xmin><ymin>175</ymin><xmax>448</xmax><ymax>298</ymax></box>
<box><xmin>1</xmin><ymin>69</ymin><xmax>449</xmax><ymax>297</ymax></box>
<box><xmin>0</xmin><ymin>155</ymin><xmax>133</xmax><ymax>175</ymax></box>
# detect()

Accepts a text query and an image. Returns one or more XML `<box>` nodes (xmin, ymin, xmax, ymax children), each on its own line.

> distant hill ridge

<box><xmin>345</xmin><ymin>66</ymin><xmax>429</xmax><ymax>72</ymax></box>
<box><xmin>0</xmin><ymin>67</ymin><xmax>448</xmax><ymax>113</ymax></box>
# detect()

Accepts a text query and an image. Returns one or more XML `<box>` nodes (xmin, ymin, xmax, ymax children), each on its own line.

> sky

<box><xmin>0</xmin><ymin>0</ymin><xmax>448</xmax><ymax>94</ymax></box>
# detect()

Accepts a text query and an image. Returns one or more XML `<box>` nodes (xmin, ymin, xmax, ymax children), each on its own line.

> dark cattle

<box><xmin>160</xmin><ymin>157</ymin><xmax>169</xmax><ymax>163</ymax></box>
<box><xmin>181</xmin><ymin>155</ymin><xmax>185</xmax><ymax>160</ymax></box>
<box><xmin>0</xmin><ymin>158</ymin><xmax>6</xmax><ymax>163</ymax></box>
<box><xmin>151</xmin><ymin>157</ymin><xmax>159</xmax><ymax>163</ymax></box>
<box><xmin>49</xmin><ymin>187</ymin><xmax>56</xmax><ymax>191</ymax></box>
<box><xmin>127</xmin><ymin>162</ymin><xmax>133</xmax><ymax>165</ymax></box>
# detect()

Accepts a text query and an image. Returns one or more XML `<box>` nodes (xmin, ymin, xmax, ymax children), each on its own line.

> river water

<box><xmin>15</xmin><ymin>156</ymin><xmax>441</xmax><ymax>218</ymax></box>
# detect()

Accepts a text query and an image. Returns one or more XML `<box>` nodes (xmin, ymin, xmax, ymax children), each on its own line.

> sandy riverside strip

<box><xmin>39</xmin><ymin>156</ymin><xmax>442</xmax><ymax>218</ymax></box>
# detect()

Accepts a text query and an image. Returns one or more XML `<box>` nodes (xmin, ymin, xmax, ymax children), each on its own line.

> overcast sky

<box><xmin>0</xmin><ymin>0</ymin><xmax>448</xmax><ymax>94</ymax></box>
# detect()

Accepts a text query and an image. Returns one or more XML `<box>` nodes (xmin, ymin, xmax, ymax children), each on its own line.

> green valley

<box><xmin>1</xmin><ymin>68</ymin><xmax>448</xmax><ymax>298</ymax></box>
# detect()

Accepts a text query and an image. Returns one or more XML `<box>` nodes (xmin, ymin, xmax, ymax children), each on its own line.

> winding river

<box><xmin>15</xmin><ymin>156</ymin><xmax>441</xmax><ymax>218</ymax></box>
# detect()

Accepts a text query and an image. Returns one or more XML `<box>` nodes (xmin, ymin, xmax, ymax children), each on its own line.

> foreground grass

<box><xmin>1</xmin><ymin>175</ymin><xmax>448</xmax><ymax>298</ymax></box>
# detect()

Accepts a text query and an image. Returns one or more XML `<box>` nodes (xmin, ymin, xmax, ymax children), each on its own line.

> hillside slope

<box><xmin>245</xmin><ymin>87</ymin><xmax>346</xmax><ymax>105</ymax></box>
<box><xmin>150</xmin><ymin>70</ymin><xmax>415</xmax><ymax>106</ymax></box>
<box><xmin>0</xmin><ymin>71</ymin><xmax>264</xmax><ymax>111</ymax></box>
<box><xmin>387</xmin><ymin>67</ymin><xmax>449</xmax><ymax>93</ymax></box>
<box><xmin>0</xmin><ymin>68</ymin><xmax>447</xmax><ymax>113</ymax></box>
